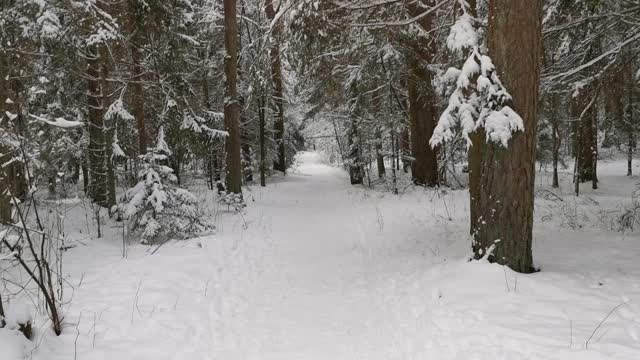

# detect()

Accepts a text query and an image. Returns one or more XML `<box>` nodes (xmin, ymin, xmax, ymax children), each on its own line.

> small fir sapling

<box><xmin>120</xmin><ymin>127</ymin><xmax>213</xmax><ymax>244</ymax></box>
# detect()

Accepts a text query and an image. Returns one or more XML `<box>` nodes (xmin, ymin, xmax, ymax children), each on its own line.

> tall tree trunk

<box><xmin>400</xmin><ymin>126</ymin><xmax>410</xmax><ymax>173</ymax></box>
<box><xmin>406</xmin><ymin>0</ymin><xmax>439</xmax><ymax>187</ymax></box>
<box><xmin>628</xmin><ymin>83</ymin><xmax>635</xmax><ymax>177</ymax></box>
<box><xmin>580</xmin><ymin>108</ymin><xmax>595</xmax><ymax>183</ymax></box>
<box><xmin>550</xmin><ymin>94</ymin><xmax>561</xmax><ymax>188</ymax></box>
<box><xmin>472</xmin><ymin>0</ymin><xmax>543</xmax><ymax>273</ymax></box>
<box><xmin>373</xmin><ymin>92</ymin><xmax>385</xmax><ymax>178</ymax></box>
<box><xmin>591</xmin><ymin>106</ymin><xmax>598</xmax><ymax>190</ymax></box>
<box><xmin>574</xmin><ymin>88</ymin><xmax>598</xmax><ymax>184</ymax></box>
<box><xmin>128</xmin><ymin>1</ymin><xmax>147</xmax><ymax>155</ymax></box>
<box><xmin>202</xmin><ymin>44</ymin><xmax>211</xmax><ymax>111</ymax></box>
<box><xmin>629</xmin><ymin>137</ymin><xmax>634</xmax><ymax>176</ymax></box>
<box><xmin>81</xmin><ymin>159</ymin><xmax>89</xmax><ymax>195</ymax></box>
<box><xmin>265</xmin><ymin>0</ymin><xmax>286</xmax><ymax>174</ymax></box>
<box><xmin>551</xmin><ymin>122</ymin><xmax>560</xmax><ymax>188</ymax></box>
<box><xmin>242</xmin><ymin>129</ymin><xmax>253</xmax><ymax>183</ymax></box>
<box><xmin>604</xmin><ymin>72</ymin><xmax>624</xmax><ymax>150</ymax></box>
<box><xmin>223</xmin><ymin>0</ymin><xmax>242</xmax><ymax>194</ymax></box>
<box><xmin>101</xmin><ymin>47</ymin><xmax>117</xmax><ymax>209</ymax></box>
<box><xmin>348</xmin><ymin>115</ymin><xmax>363</xmax><ymax>185</ymax></box>
<box><xmin>87</xmin><ymin>46</ymin><xmax>108</xmax><ymax>206</ymax></box>
<box><xmin>259</xmin><ymin>96</ymin><xmax>267</xmax><ymax>187</ymax></box>
<box><xmin>0</xmin><ymin>53</ymin><xmax>10</xmax><ymax>223</ymax></box>
<box><xmin>376</xmin><ymin>127</ymin><xmax>386</xmax><ymax>178</ymax></box>
<box><xmin>391</xmin><ymin>129</ymin><xmax>398</xmax><ymax>194</ymax></box>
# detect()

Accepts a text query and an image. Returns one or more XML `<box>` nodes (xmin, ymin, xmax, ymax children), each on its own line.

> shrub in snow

<box><xmin>217</xmin><ymin>190</ymin><xmax>246</xmax><ymax>212</ymax></box>
<box><xmin>120</xmin><ymin>127</ymin><xmax>213</xmax><ymax>243</ymax></box>
<box><xmin>614</xmin><ymin>189</ymin><xmax>640</xmax><ymax>232</ymax></box>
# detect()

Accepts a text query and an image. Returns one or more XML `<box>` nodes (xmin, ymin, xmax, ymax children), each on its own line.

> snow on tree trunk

<box><xmin>463</xmin><ymin>0</ymin><xmax>484</xmax><ymax>235</ymax></box>
<box><xmin>87</xmin><ymin>46</ymin><xmax>109</xmax><ymax>207</ymax></box>
<box><xmin>431</xmin><ymin>0</ymin><xmax>543</xmax><ymax>273</ymax></box>
<box><xmin>472</xmin><ymin>0</ymin><xmax>543</xmax><ymax>273</ymax></box>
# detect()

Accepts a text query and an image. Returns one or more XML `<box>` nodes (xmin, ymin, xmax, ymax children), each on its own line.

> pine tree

<box><xmin>475</xmin><ymin>0</ymin><xmax>543</xmax><ymax>273</ymax></box>
<box><xmin>121</xmin><ymin>127</ymin><xmax>212</xmax><ymax>243</ymax></box>
<box><xmin>432</xmin><ymin>0</ymin><xmax>543</xmax><ymax>273</ymax></box>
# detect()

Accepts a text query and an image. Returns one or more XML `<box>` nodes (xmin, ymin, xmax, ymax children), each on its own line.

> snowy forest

<box><xmin>1</xmin><ymin>0</ymin><xmax>640</xmax><ymax>358</ymax></box>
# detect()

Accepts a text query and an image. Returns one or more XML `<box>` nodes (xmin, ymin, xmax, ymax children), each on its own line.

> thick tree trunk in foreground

<box><xmin>472</xmin><ymin>0</ymin><xmax>543</xmax><ymax>273</ymax></box>
<box><xmin>468</xmin><ymin>129</ymin><xmax>484</xmax><ymax>235</ymax></box>
<box><xmin>265</xmin><ymin>0</ymin><xmax>286</xmax><ymax>174</ymax></box>
<box><xmin>223</xmin><ymin>0</ymin><xmax>242</xmax><ymax>194</ymax></box>
<box><xmin>406</xmin><ymin>1</ymin><xmax>439</xmax><ymax>187</ymax></box>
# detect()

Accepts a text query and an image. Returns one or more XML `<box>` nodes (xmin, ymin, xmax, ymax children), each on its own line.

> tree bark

<box><xmin>550</xmin><ymin>93</ymin><xmax>561</xmax><ymax>188</ymax></box>
<box><xmin>0</xmin><ymin>53</ymin><xmax>10</xmax><ymax>223</ymax></box>
<box><xmin>242</xmin><ymin>129</ymin><xmax>253</xmax><ymax>183</ymax></box>
<box><xmin>628</xmin><ymin>83</ymin><xmax>635</xmax><ymax>177</ymax></box>
<box><xmin>400</xmin><ymin>126</ymin><xmax>410</xmax><ymax>173</ymax></box>
<box><xmin>259</xmin><ymin>96</ymin><xmax>267</xmax><ymax>187</ymax></box>
<box><xmin>128</xmin><ymin>1</ymin><xmax>147</xmax><ymax>155</ymax></box>
<box><xmin>100</xmin><ymin>47</ymin><xmax>117</xmax><ymax>209</ymax></box>
<box><xmin>373</xmin><ymin>92</ymin><xmax>385</xmax><ymax>178</ymax></box>
<box><xmin>376</xmin><ymin>126</ymin><xmax>386</xmax><ymax>178</ymax></box>
<box><xmin>348</xmin><ymin>116</ymin><xmax>363</xmax><ymax>185</ymax></box>
<box><xmin>573</xmin><ymin>88</ymin><xmax>598</xmax><ymax>184</ymax></box>
<box><xmin>552</xmin><ymin>122</ymin><xmax>560</xmax><ymax>188</ymax></box>
<box><xmin>406</xmin><ymin>0</ymin><xmax>439</xmax><ymax>187</ymax></box>
<box><xmin>472</xmin><ymin>0</ymin><xmax>543</xmax><ymax>273</ymax></box>
<box><xmin>87</xmin><ymin>46</ymin><xmax>108</xmax><ymax>206</ymax></box>
<box><xmin>223</xmin><ymin>0</ymin><xmax>242</xmax><ymax>194</ymax></box>
<box><xmin>265</xmin><ymin>0</ymin><xmax>286</xmax><ymax>174</ymax></box>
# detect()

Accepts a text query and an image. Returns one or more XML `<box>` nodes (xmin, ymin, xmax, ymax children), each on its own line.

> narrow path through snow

<box><xmin>208</xmin><ymin>151</ymin><xmax>452</xmax><ymax>359</ymax></box>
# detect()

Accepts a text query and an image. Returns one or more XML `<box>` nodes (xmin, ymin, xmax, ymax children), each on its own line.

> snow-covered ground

<box><xmin>3</xmin><ymin>151</ymin><xmax>640</xmax><ymax>359</ymax></box>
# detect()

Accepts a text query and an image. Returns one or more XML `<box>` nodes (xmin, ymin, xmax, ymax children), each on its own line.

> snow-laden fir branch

<box><xmin>430</xmin><ymin>6</ymin><xmax>524</xmax><ymax>149</ymax></box>
<box><xmin>29</xmin><ymin>114</ymin><xmax>83</xmax><ymax>128</ymax></box>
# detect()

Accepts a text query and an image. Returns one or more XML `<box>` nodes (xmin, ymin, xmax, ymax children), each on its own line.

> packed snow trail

<box><xmin>208</xmin><ymin>151</ymin><xmax>463</xmax><ymax>359</ymax></box>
